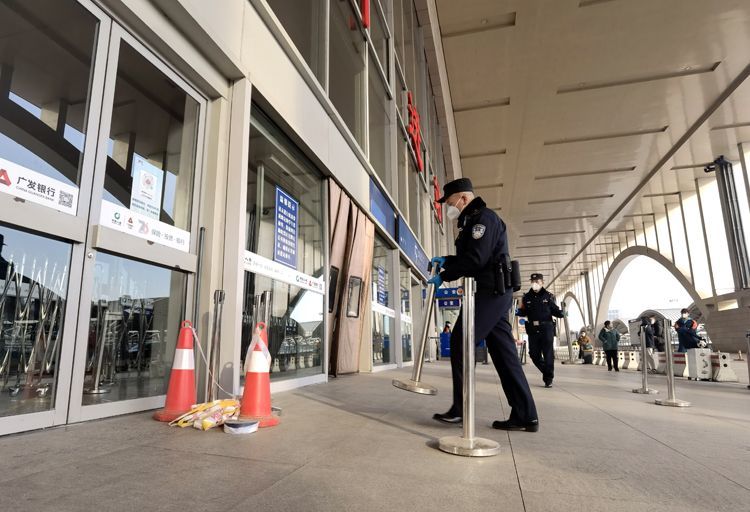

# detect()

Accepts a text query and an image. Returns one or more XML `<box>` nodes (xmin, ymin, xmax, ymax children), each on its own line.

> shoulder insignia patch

<box><xmin>472</xmin><ymin>224</ymin><xmax>486</xmax><ymax>239</ymax></box>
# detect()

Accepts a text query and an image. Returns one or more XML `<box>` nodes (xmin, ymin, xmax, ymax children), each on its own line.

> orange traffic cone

<box><xmin>239</xmin><ymin>322</ymin><xmax>279</xmax><ymax>427</ymax></box>
<box><xmin>154</xmin><ymin>320</ymin><xmax>197</xmax><ymax>422</ymax></box>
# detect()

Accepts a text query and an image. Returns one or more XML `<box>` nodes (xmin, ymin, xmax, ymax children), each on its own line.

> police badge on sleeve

<box><xmin>472</xmin><ymin>224</ymin><xmax>486</xmax><ymax>239</ymax></box>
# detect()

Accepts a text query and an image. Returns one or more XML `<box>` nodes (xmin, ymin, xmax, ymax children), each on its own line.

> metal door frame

<box><xmin>0</xmin><ymin>0</ymin><xmax>113</xmax><ymax>436</ymax></box>
<box><xmin>65</xmin><ymin>22</ymin><xmax>207</xmax><ymax>424</ymax></box>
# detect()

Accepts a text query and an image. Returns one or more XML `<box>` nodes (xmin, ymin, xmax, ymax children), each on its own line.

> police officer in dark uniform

<box><xmin>518</xmin><ymin>273</ymin><xmax>564</xmax><ymax>388</ymax></box>
<box><xmin>429</xmin><ymin>178</ymin><xmax>539</xmax><ymax>432</ymax></box>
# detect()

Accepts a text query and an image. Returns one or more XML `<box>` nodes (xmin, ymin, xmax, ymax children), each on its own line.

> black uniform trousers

<box><xmin>527</xmin><ymin>322</ymin><xmax>555</xmax><ymax>382</ymax></box>
<box><xmin>449</xmin><ymin>290</ymin><xmax>538</xmax><ymax>423</ymax></box>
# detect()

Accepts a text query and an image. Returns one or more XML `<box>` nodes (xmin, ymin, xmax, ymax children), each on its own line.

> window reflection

<box><xmin>243</xmin><ymin>109</ymin><xmax>325</xmax><ymax>381</ymax></box>
<box><xmin>103</xmin><ymin>42</ymin><xmax>199</xmax><ymax>231</ymax></box>
<box><xmin>0</xmin><ymin>0</ymin><xmax>97</xmax><ymax>212</ymax></box>
<box><xmin>83</xmin><ymin>253</ymin><xmax>186</xmax><ymax>405</ymax></box>
<box><xmin>0</xmin><ymin>224</ymin><xmax>71</xmax><ymax>417</ymax></box>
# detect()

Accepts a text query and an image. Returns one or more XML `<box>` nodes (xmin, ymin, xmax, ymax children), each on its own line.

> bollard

<box><xmin>621</xmin><ymin>351</ymin><xmax>631</xmax><ymax>370</ymax></box>
<box><xmin>672</xmin><ymin>352</ymin><xmax>688</xmax><ymax>377</ymax></box>
<box><xmin>392</xmin><ymin>269</ymin><xmax>438</xmax><ymax>395</ymax></box>
<box><xmin>686</xmin><ymin>348</ymin><xmax>712</xmax><ymax>380</ymax></box>
<box><xmin>655</xmin><ymin>318</ymin><xmax>690</xmax><ymax>407</ymax></box>
<box><xmin>633</xmin><ymin>324</ymin><xmax>657</xmax><ymax>394</ymax></box>
<box><xmin>438</xmin><ymin>278</ymin><xmax>500</xmax><ymax>457</ymax></box>
<box><xmin>560</xmin><ymin>303</ymin><xmax>581</xmax><ymax>365</ymax></box>
<box><xmin>710</xmin><ymin>352</ymin><xmax>738</xmax><ymax>382</ymax></box>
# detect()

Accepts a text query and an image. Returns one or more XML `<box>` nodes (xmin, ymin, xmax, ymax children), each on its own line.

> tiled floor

<box><xmin>1</xmin><ymin>360</ymin><xmax>748</xmax><ymax>511</ymax></box>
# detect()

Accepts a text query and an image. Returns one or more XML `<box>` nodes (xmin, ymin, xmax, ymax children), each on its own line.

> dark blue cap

<box><xmin>437</xmin><ymin>178</ymin><xmax>473</xmax><ymax>203</ymax></box>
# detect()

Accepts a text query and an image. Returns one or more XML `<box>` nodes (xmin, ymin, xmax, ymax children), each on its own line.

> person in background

<box><xmin>518</xmin><ymin>273</ymin><xmax>565</xmax><ymax>388</ymax></box>
<box><xmin>443</xmin><ymin>322</ymin><xmax>452</xmax><ymax>334</ymax></box>
<box><xmin>639</xmin><ymin>317</ymin><xmax>657</xmax><ymax>372</ymax></box>
<box><xmin>577</xmin><ymin>329</ymin><xmax>592</xmax><ymax>360</ymax></box>
<box><xmin>651</xmin><ymin>316</ymin><xmax>665</xmax><ymax>352</ymax></box>
<box><xmin>579</xmin><ymin>332</ymin><xmax>594</xmax><ymax>364</ymax></box>
<box><xmin>598</xmin><ymin>320</ymin><xmax>620</xmax><ymax>372</ymax></box>
<box><xmin>674</xmin><ymin>308</ymin><xmax>700</xmax><ymax>352</ymax></box>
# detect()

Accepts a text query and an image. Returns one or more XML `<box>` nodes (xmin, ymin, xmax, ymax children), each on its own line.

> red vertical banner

<box><xmin>361</xmin><ymin>0</ymin><xmax>370</xmax><ymax>28</ymax></box>
<box><xmin>433</xmin><ymin>176</ymin><xmax>443</xmax><ymax>223</ymax></box>
<box><xmin>407</xmin><ymin>92</ymin><xmax>424</xmax><ymax>172</ymax></box>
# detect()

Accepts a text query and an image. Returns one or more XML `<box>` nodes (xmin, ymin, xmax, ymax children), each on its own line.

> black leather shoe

<box><xmin>492</xmin><ymin>419</ymin><xmax>539</xmax><ymax>432</ymax></box>
<box><xmin>544</xmin><ymin>378</ymin><xmax>553</xmax><ymax>388</ymax></box>
<box><xmin>432</xmin><ymin>412</ymin><xmax>462</xmax><ymax>424</ymax></box>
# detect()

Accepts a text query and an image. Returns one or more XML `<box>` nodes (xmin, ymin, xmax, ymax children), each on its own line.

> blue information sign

<box><xmin>274</xmin><ymin>187</ymin><xmax>298</xmax><ymax>269</ymax></box>
<box><xmin>435</xmin><ymin>287</ymin><xmax>461</xmax><ymax>299</ymax></box>
<box><xmin>369</xmin><ymin>178</ymin><xmax>397</xmax><ymax>238</ymax></box>
<box><xmin>376</xmin><ymin>266</ymin><xmax>388</xmax><ymax>306</ymax></box>
<box><xmin>438</xmin><ymin>298</ymin><xmax>461</xmax><ymax>309</ymax></box>
<box><xmin>397</xmin><ymin>217</ymin><xmax>430</xmax><ymax>279</ymax></box>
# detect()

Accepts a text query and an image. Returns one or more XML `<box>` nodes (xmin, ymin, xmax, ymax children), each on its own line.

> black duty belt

<box><xmin>528</xmin><ymin>320</ymin><xmax>554</xmax><ymax>326</ymax></box>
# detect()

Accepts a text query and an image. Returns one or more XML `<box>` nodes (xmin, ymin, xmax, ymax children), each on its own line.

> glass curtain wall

<box><xmin>400</xmin><ymin>262</ymin><xmax>412</xmax><ymax>362</ymax></box>
<box><xmin>266</xmin><ymin>0</ymin><xmax>328</xmax><ymax>83</ymax></box>
<box><xmin>372</xmin><ymin>235</ymin><xmax>394</xmax><ymax>365</ymax></box>
<box><xmin>0</xmin><ymin>0</ymin><xmax>98</xmax><ymax>417</ymax></box>
<box><xmin>243</xmin><ymin>108</ymin><xmax>325</xmax><ymax>381</ymax></box>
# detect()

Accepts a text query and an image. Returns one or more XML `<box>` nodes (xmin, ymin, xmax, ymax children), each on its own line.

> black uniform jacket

<box><xmin>519</xmin><ymin>288</ymin><xmax>564</xmax><ymax>322</ymax></box>
<box><xmin>439</xmin><ymin>197</ymin><xmax>508</xmax><ymax>294</ymax></box>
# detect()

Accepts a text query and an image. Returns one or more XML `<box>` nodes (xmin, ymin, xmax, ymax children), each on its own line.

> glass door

<box><xmin>0</xmin><ymin>0</ymin><xmax>111</xmax><ymax>435</ymax></box>
<box><xmin>66</xmin><ymin>25</ymin><xmax>206</xmax><ymax>423</ymax></box>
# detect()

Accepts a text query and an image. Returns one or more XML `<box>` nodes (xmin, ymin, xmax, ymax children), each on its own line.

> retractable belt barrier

<box><xmin>438</xmin><ymin>277</ymin><xmax>500</xmax><ymax>458</ymax></box>
<box><xmin>655</xmin><ymin>318</ymin><xmax>691</xmax><ymax>407</ymax></box>
<box><xmin>392</xmin><ymin>267</ymin><xmax>438</xmax><ymax>395</ymax></box>
<box><xmin>632</xmin><ymin>323</ymin><xmax>657</xmax><ymax>395</ymax></box>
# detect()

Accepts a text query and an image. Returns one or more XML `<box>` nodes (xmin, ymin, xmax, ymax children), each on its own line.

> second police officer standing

<box><xmin>518</xmin><ymin>273</ymin><xmax>565</xmax><ymax>388</ymax></box>
<box><xmin>429</xmin><ymin>178</ymin><xmax>539</xmax><ymax>432</ymax></box>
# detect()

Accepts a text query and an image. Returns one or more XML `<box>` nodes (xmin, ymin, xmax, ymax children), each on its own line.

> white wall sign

<box><xmin>0</xmin><ymin>156</ymin><xmax>79</xmax><ymax>215</ymax></box>
<box><xmin>99</xmin><ymin>200</ymin><xmax>190</xmax><ymax>252</ymax></box>
<box><xmin>130</xmin><ymin>154</ymin><xmax>164</xmax><ymax>220</ymax></box>
<box><xmin>371</xmin><ymin>301</ymin><xmax>397</xmax><ymax>318</ymax></box>
<box><xmin>243</xmin><ymin>250</ymin><xmax>324</xmax><ymax>295</ymax></box>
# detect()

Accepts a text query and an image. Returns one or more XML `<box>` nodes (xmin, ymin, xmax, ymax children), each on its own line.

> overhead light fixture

<box><xmin>461</xmin><ymin>149</ymin><xmax>507</xmax><ymax>159</ymax></box>
<box><xmin>516</xmin><ymin>253</ymin><xmax>569</xmax><ymax>257</ymax></box>
<box><xmin>516</xmin><ymin>243</ymin><xmax>576</xmax><ymax>249</ymax></box>
<box><xmin>519</xmin><ymin>230</ymin><xmax>585</xmax><ymax>237</ymax></box>
<box><xmin>643</xmin><ymin>192</ymin><xmax>679</xmax><ymax>198</ymax></box>
<box><xmin>670</xmin><ymin>163</ymin><xmax>712</xmax><ymax>170</ymax></box>
<box><xmin>523</xmin><ymin>215</ymin><xmax>598</xmax><ymax>223</ymax></box>
<box><xmin>543</xmin><ymin>126</ymin><xmax>667</xmax><ymax>146</ymax></box>
<box><xmin>535</xmin><ymin>168</ymin><xmax>634</xmax><ymax>180</ymax></box>
<box><xmin>558</xmin><ymin>62</ymin><xmax>719</xmax><ymax>93</ymax></box>
<box><xmin>528</xmin><ymin>195</ymin><xmax>613</xmax><ymax>205</ymax></box>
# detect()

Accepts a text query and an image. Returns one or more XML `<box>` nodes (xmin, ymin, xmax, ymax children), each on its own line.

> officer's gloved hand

<box><xmin>427</xmin><ymin>274</ymin><xmax>443</xmax><ymax>287</ymax></box>
<box><xmin>430</xmin><ymin>256</ymin><xmax>446</xmax><ymax>273</ymax></box>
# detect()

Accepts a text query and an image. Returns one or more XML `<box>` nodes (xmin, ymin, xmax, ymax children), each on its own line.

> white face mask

<box><xmin>446</xmin><ymin>204</ymin><xmax>461</xmax><ymax>221</ymax></box>
<box><xmin>531</xmin><ymin>282</ymin><xmax>542</xmax><ymax>292</ymax></box>
<box><xmin>682</xmin><ymin>313</ymin><xmax>689</xmax><ymax>319</ymax></box>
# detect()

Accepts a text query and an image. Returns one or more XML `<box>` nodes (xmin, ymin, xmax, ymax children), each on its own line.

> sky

<box><xmin>565</xmin><ymin>255</ymin><xmax>692</xmax><ymax>332</ymax></box>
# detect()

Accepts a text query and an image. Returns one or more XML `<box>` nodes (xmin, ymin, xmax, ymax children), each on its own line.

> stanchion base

<box><xmin>392</xmin><ymin>379</ymin><xmax>437</xmax><ymax>395</ymax></box>
<box><xmin>438</xmin><ymin>435</ymin><xmax>500</xmax><ymax>457</ymax></box>
<box><xmin>655</xmin><ymin>398</ymin><xmax>691</xmax><ymax>407</ymax></box>
<box><xmin>561</xmin><ymin>360</ymin><xmax>583</xmax><ymax>365</ymax></box>
<box><xmin>83</xmin><ymin>387</ymin><xmax>111</xmax><ymax>395</ymax></box>
<box><xmin>632</xmin><ymin>388</ymin><xmax>659</xmax><ymax>394</ymax></box>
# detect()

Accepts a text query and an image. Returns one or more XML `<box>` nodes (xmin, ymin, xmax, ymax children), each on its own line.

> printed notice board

<box><xmin>274</xmin><ymin>186</ymin><xmax>298</xmax><ymax>269</ymax></box>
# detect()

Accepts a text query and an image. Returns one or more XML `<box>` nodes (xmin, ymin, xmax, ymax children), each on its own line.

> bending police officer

<box><xmin>429</xmin><ymin>178</ymin><xmax>539</xmax><ymax>432</ymax></box>
<box><xmin>518</xmin><ymin>274</ymin><xmax>564</xmax><ymax>388</ymax></box>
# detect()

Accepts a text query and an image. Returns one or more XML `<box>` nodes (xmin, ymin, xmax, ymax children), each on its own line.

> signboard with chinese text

<box><xmin>407</xmin><ymin>92</ymin><xmax>424</xmax><ymax>172</ymax></box>
<box><xmin>397</xmin><ymin>216</ymin><xmax>430</xmax><ymax>279</ymax></box>
<box><xmin>376</xmin><ymin>266</ymin><xmax>387</xmax><ymax>306</ymax></box>
<box><xmin>99</xmin><ymin>200</ymin><xmax>190</xmax><ymax>252</ymax></box>
<box><xmin>369</xmin><ymin>178</ymin><xmax>397</xmax><ymax>238</ymax></box>
<box><xmin>130</xmin><ymin>154</ymin><xmax>164</xmax><ymax>220</ymax></box>
<box><xmin>438</xmin><ymin>298</ymin><xmax>461</xmax><ymax>309</ymax></box>
<box><xmin>243</xmin><ymin>250</ymin><xmax>324</xmax><ymax>294</ymax></box>
<box><xmin>0</xmin><ymin>157</ymin><xmax>79</xmax><ymax>215</ymax></box>
<box><xmin>274</xmin><ymin>187</ymin><xmax>298</xmax><ymax>269</ymax></box>
<box><xmin>432</xmin><ymin>175</ymin><xmax>442</xmax><ymax>223</ymax></box>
